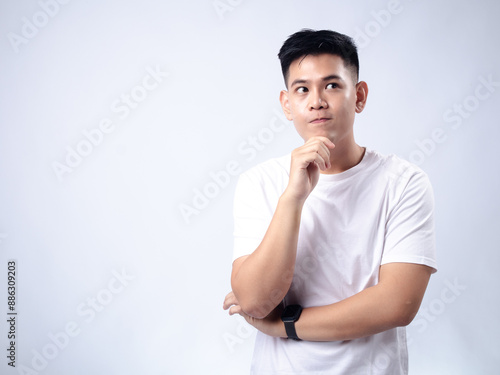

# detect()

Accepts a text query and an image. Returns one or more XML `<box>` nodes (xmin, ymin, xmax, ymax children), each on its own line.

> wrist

<box><xmin>281</xmin><ymin>304</ymin><xmax>303</xmax><ymax>340</ymax></box>
<box><xmin>280</xmin><ymin>189</ymin><xmax>307</xmax><ymax>208</ymax></box>
<box><xmin>277</xmin><ymin>321</ymin><xmax>287</xmax><ymax>338</ymax></box>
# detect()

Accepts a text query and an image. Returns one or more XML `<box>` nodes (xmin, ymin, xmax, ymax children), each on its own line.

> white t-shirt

<box><xmin>232</xmin><ymin>148</ymin><xmax>437</xmax><ymax>375</ymax></box>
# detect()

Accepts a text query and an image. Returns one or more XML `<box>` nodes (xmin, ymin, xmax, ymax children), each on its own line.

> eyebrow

<box><xmin>290</xmin><ymin>74</ymin><xmax>344</xmax><ymax>88</ymax></box>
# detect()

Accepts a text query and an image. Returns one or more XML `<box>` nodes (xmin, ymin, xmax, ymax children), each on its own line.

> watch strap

<box><xmin>284</xmin><ymin>320</ymin><xmax>301</xmax><ymax>341</ymax></box>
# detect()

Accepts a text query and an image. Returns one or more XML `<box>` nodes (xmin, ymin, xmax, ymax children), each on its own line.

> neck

<box><xmin>321</xmin><ymin>141</ymin><xmax>365</xmax><ymax>175</ymax></box>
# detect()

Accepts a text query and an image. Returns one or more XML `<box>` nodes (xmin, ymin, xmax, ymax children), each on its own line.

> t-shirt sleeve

<box><xmin>381</xmin><ymin>169</ymin><xmax>438</xmax><ymax>272</ymax></box>
<box><xmin>232</xmin><ymin>171</ymin><xmax>276</xmax><ymax>263</ymax></box>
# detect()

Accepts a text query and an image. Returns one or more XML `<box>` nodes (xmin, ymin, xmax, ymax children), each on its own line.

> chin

<box><xmin>306</xmin><ymin>131</ymin><xmax>336</xmax><ymax>141</ymax></box>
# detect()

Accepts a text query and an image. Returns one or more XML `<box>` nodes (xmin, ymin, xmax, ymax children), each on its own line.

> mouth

<box><xmin>310</xmin><ymin>117</ymin><xmax>331</xmax><ymax>124</ymax></box>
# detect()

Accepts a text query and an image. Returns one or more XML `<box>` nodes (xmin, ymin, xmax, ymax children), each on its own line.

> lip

<box><xmin>310</xmin><ymin>117</ymin><xmax>331</xmax><ymax>124</ymax></box>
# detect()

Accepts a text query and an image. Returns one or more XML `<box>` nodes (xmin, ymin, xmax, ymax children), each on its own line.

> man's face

<box><xmin>280</xmin><ymin>53</ymin><xmax>365</xmax><ymax>144</ymax></box>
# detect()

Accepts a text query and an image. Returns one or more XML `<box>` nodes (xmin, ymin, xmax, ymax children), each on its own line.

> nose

<box><xmin>309</xmin><ymin>91</ymin><xmax>328</xmax><ymax>110</ymax></box>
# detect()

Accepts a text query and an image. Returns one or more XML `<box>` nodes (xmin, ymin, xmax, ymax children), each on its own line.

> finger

<box><xmin>295</xmin><ymin>146</ymin><xmax>329</xmax><ymax>170</ymax></box>
<box><xmin>300</xmin><ymin>140</ymin><xmax>332</xmax><ymax>168</ymax></box>
<box><xmin>223</xmin><ymin>291</ymin><xmax>238</xmax><ymax>310</ymax></box>
<box><xmin>314</xmin><ymin>151</ymin><xmax>329</xmax><ymax>170</ymax></box>
<box><xmin>299</xmin><ymin>152</ymin><xmax>327</xmax><ymax>171</ymax></box>
<box><xmin>229</xmin><ymin>304</ymin><xmax>243</xmax><ymax>316</ymax></box>
<box><xmin>306</xmin><ymin>144</ymin><xmax>329</xmax><ymax>170</ymax></box>
<box><xmin>223</xmin><ymin>297</ymin><xmax>235</xmax><ymax>310</ymax></box>
<box><xmin>315</xmin><ymin>142</ymin><xmax>332</xmax><ymax>169</ymax></box>
<box><xmin>321</xmin><ymin>137</ymin><xmax>336</xmax><ymax>149</ymax></box>
<box><xmin>306</xmin><ymin>136</ymin><xmax>335</xmax><ymax>149</ymax></box>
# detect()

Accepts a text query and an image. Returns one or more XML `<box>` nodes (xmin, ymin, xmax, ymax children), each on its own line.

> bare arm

<box><xmin>230</xmin><ymin>195</ymin><xmax>302</xmax><ymax>318</ymax></box>
<box><xmin>227</xmin><ymin>262</ymin><xmax>433</xmax><ymax>341</ymax></box>
<box><xmin>294</xmin><ymin>262</ymin><xmax>432</xmax><ymax>341</ymax></box>
<box><xmin>230</xmin><ymin>137</ymin><xmax>335</xmax><ymax>319</ymax></box>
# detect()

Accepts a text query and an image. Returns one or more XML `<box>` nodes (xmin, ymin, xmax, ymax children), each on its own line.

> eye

<box><xmin>296</xmin><ymin>86</ymin><xmax>308</xmax><ymax>93</ymax></box>
<box><xmin>326</xmin><ymin>83</ymin><xmax>338</xmax><ymax>89</ymax></box>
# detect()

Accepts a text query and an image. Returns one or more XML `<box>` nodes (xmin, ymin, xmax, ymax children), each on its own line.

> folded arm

<box><xmin>226</xmin><ymin>262</ymin><xmax>433</xmax><ymax>341</ymax></box>
<box><xmin>294</xmin><ymin>262</ymin><xmax>432</xmax><ymax>341</ymax></box>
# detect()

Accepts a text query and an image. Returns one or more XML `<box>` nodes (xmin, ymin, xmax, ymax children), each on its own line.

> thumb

<box><xmin>229</xmin><ymin>305</ymin><xmax>243</xmax><ymax>316</ymax></box>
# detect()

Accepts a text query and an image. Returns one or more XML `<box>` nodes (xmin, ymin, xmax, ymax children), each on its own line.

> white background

<box><xmin>1</xmin><ymin>0</ymin><xmax>499</xmax><ymax>374</ymax></box>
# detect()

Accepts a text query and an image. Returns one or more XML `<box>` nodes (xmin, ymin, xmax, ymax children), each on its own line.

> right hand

<box><xmin>284</xmin><ymin>136</ymin><xmax>335</xmax><ymax>203</ymax></box>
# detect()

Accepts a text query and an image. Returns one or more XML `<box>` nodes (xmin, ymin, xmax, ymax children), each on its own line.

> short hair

<box><xmin>278</xmin><ymin>29</ymin><xmax>359</xmax><ymax>87</ymax></box>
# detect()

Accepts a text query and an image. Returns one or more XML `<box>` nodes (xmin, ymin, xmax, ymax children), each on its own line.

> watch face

<box><xmin>282</xmin><ymin>304</ymin><xmax>302</xmax><ymax>322</ymax></box>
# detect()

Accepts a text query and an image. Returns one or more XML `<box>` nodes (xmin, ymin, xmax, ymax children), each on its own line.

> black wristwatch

<box><xmin>281</xmin><ymin>304</ymin><xmax>303</xmax><ymax>341</ymax></box>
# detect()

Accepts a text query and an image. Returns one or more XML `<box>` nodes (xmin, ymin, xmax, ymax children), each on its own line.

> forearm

<box><xmin>276</xmin><ymin>263</ymin><xmax>432</xmax><ymax>341</ymax></box>
<box><xmin>231</xmin><ymin>193</ymin><xmax>303</xmax><ymax>318</ymax></box>
<box><xmin>237</xmin><ymin>279</ymin><xmax>413</xmax><ymax>342</ymax></box>
<box><xmin>295</xmin><ymin>285</ymin><xmax>407</xmax><ymax>341</ymax></box>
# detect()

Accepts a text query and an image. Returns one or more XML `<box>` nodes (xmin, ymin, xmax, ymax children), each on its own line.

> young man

<box><xmin>223</xmin><ymin>29</ymin><xmax>437</xmax><ymax>374</ymax></box>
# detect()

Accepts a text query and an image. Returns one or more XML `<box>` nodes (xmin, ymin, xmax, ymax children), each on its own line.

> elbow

<box><xmin>237</xmin><ymin>297</ymin><xmax>277</xmax><ymax>319</ymax></box>
<box><xmin>242</xmin><ymin>304</ymin><xmax>271</xmax><ymax>320</ymax></box>
<box><xmin>395</xmin><ymin>313</ymin><xmax>415</xmax><ymax>327</ymax></box>
<box><xmin>392</xmin><ymin>305</ymin><xmax>420</xmax><ymax>327</ymax></box>
<box><xmin>231</xmin><ymin>286</ymin><xmax>280</xmax><ymax>319</ymax></box>
<box><xmin>231</xmin><ymin>281</ymin><xmax>284</xmax><ymax>319</ymax></box>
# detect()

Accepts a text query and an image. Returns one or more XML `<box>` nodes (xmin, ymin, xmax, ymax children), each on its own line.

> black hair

<box><xmin>278</xmin><ymin>29</ymin><xmax>359</xmax><ymax>87</ymax></box>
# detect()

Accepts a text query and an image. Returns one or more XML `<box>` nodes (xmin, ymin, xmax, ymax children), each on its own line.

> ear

<box><xmin>355</xmin><ymin>81</ymin><xmax>368</xmax><ymax>113</ymax></box>
<box><xmin>279</xmin><ymin>90</ymin><xmax>293</xmax><ymax>121</ymax></box>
